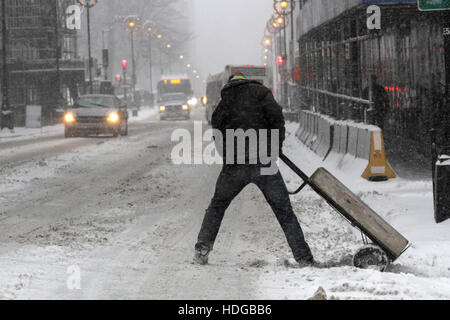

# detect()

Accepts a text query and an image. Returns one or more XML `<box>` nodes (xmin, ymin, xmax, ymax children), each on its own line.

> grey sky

<box><xmin>191</xmin><ymin>0</ymin><xmax>273</xmax><ymax>78</ymax></box>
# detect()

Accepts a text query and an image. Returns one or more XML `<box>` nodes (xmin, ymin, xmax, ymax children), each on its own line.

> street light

<box><xmin>276</xmin><ymin>16</ymin><xmax>285</xmax><ymax>25</ymax></box>
<box><xmin>273</xmin><ymin>0</ymin><xmax>294</xmax><ymax>15</ymax></box>
<box><xmin>143</xmin><ymin>20</ymin><xmax>155</xmax><ymax>96</ymax></box>
<box><xmin>123</xmin><ymin>15</ymin><xmax>142</xmax><ymax>102</ymax></box>
<box><xmin>165</xmin><ymin>43</ymin><xmax>173</xmax><ymax>73</ymax></box>
<box><xmin>153</xmin><ymin>33</ymin><xmax>165</xmax><ymax>75</ymax></box>
<box><xmin>77</xmin><ymin>0</ymin><xmax>99</xmax><ymax>94</ymax></box>
<box><xmin>272</xmin><ymin>0</ymin><xmax>295</xmax><ymax>110</ymax></box>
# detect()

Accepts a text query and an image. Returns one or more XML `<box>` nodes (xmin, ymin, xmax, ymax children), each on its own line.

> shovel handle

<box><xmin>280</xmin><ymin>153</ymin><xmax>311</xmax><ymax>182</ymax></box>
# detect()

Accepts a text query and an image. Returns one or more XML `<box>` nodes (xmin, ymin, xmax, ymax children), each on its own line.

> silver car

<box><xmin>64</xmin><ymin>95</ymin><xmax>129</xmax><ymax>138</ymax></box>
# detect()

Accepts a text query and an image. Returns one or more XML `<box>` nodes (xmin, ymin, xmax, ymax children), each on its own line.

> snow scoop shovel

<box><xmin>280</xmin><ymin>153</ymin><xmax>410</xmax><ymax>272</ymax></box>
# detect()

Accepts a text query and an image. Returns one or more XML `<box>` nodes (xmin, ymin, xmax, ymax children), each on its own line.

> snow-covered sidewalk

<box><xmin>257</xmin><ymin>123</ymin><xmax>450</xmax><ymax>300</ymax></box>
<box><xmin>0</xmin><ymin>124</ymin><xmax>64</xmax><ymax>144</ymax></box>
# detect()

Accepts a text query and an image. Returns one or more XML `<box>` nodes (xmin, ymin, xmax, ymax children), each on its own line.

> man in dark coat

<box><xmin>194</xmin><ymin>72</ymin><xmax>316</xmax><ymax>267</ymax></box>
<box><xmin>363</xmin><ymin>75</ymin><xmax>390</xmax><ymax>130</ymax></box>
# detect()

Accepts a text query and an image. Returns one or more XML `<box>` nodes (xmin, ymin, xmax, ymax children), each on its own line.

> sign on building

<box><xmin>418</xmin><ymin>0</ymin><xmax>450</xmax><ymax>11</ymax></box>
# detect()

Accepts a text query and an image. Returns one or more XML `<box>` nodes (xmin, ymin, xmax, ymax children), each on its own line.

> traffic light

<box><xmin>276</xmin><ymin>56</ymin><xmax>285</xmax><ymax>67</ymax></box>
<box><xmin>115</xmin><ymin>75</ymin><xmax>121</xmax><ymax>82</ymax></box>
<box><xmin>121</xmin><ymin>59</ymin><xmax>128</xmax><ymax>69</ymax></box>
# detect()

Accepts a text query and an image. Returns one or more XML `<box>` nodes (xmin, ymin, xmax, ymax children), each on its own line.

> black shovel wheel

<box><xmin>353</xmin><ymin>245</ymin><xmax>389</xmax><ymax>272</ymax></box>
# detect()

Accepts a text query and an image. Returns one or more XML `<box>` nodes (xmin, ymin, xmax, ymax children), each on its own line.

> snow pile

<box><xmin>129</xmin><ymin>106</ymin><xmax>158</xmax><ymax>123</ymax></box>
<box><xmin>0</xmin><ymin>124</ymin><xmax>64</xmax><ymax>143</ymax></box>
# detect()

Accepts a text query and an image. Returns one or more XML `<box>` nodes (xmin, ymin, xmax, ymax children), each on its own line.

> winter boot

<box><xmin>297</xmin><ymin>258</ymin><xmax>327</xmax><ymax>269</ymax></box>
<box><xmin>193</xmin><ymin>248</ymin><xmax>210</xmax><ymax>265</ymax></box>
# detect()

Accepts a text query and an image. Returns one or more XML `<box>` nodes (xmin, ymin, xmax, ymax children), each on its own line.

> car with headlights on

<box><xmin>64</xmin><ymin>94</ymin><xmax>128</xmax><ymax>138</ymax></box>
<box><xmin>158</xmin><ymin>93</ymin><xmax>191</xmax><ymax>120</ymax></box>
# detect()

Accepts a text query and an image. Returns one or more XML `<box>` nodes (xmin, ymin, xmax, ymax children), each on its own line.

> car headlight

<box><xmin>188</xmin><ymin>97</ymin><xmax>198</xmax><ymax>107</ymax></box>
<box><xmin>182</xmin><ymin>104</ymin><xmax>189</xmax><ymax>111</ymax></box>
<box><xmin>107</xmin><ymin>112</ymin><xmax>120</xmax><ymax>123</ymax></box>
<box><xmin>64</xmin><ymin>112</ymin><xmax>76</xmax><ymax>123</ymax></box>
<box><xmin>159</xmin><ymin>105</ymin><xmax>166</xmax><ymax>112</ymax></box>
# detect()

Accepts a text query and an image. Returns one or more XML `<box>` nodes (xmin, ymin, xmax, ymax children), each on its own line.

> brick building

<box><xmin>1</xmin><ymin>0</ymin><xmax>85</xmax><ymax>125</ymax></box>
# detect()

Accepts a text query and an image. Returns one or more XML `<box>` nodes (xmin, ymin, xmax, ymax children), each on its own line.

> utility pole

<box><xmin>444</xmin><ymin>23</ymin><xmax>450</xmax><ymax>100</ymax></box>
<box><xmin>283</xmin><ymin>22</ymin><xmax>289</xmax><ymax>109</ymax></box>
<box><xmin>54</xmin><ymin>0</ymin><xmax>61</xmax><ymax>110</ymax></box>
<box><xmin>130</xmin><ymin>32</ymin><xmax>136</xmax><ymax>99</ymax></box>
<box><xmin>86</xmin><ymin>5</ymin><xmax>93</xmax><ymax>93</ymax></box>
<box><xmin>102</xmin><ymin>30</ymin><xmax>109</xmax><ymax>81</ymax></box>
<box><xmin>159</xmin><ymin>42</ymin><xmax>164</xmax><ymax>76</ymax></box>
<box><xmin>1</xmin><ymin>0</ymin><xmax>12</xmax><ymax>130</ymax></box>
<box><xmin>123</xmin><ymin>16</ymin><xmax>141</xmax><ymax>103</ymax></box>
<box><xmin>148</xmin><ymin>38</ymin><xmax>153</xmax><ymax>95</ymax></box>
<box><xmin>77</xmin><ymin>1</ymin><xmax>99</xmax><ymax>94</ymax></box>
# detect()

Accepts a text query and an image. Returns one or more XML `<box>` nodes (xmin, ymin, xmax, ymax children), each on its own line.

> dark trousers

<box><xmin>195</xmin><ymin>165</ymin><xmax>313</xmax><ymax>262</ymax></box>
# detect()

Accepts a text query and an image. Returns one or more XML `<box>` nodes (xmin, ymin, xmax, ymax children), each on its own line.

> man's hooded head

<box><xmin>228</xmin><ymin>72</ymin><xmax>247</xmax><ymax>82</ymax></box>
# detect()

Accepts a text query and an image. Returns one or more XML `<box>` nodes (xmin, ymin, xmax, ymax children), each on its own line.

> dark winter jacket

<box><xmin>362</xmin><ymin>84</ymin><xmax>390</xmax><ymax>128</ymax></box>
<box><xmin>211</xmin><ymin>79</ymin><xmax>285</xmax><ymax>165</ymax></box>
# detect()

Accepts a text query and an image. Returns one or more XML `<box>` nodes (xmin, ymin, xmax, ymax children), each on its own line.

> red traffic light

<box><xmin>115</xmin><ymin>75</ymin><xmax>121</xmax><ymax>82</ymax></box>
<box><xmin>276</xmin><ymin>56</ymin><xmax>285</xmax><ymax>66</ymax></box>
<box><xmin>121</xmin><ymin>60</ymin><xmax>128</xmax><ymax>69</ymax></box>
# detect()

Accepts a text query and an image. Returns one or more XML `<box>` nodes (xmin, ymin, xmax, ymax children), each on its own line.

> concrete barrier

<box><xmin>311</xmin><ymin>114</ymin><xmax>320</xmax><ymax>148</ymax></box>
<box><xmin>305</xmin><ymin>113</ymin><xmax>317</xmax><ymax>148</ymax></box>
<box><xmin>357</xmin><ymin>127</ymin><xmax>371</xmax><ymax>160</ymax></box>
<box><xmin>300</xmin><ymin>112</ymin><xmax>311</xmax><ymax>143</ymax></box>
<box><xmin>293</xmin><ymin>111</ymin><xmax>396</xmax><ymax>181</ymax></box>
<box><xmin>347</xmin><ymin>126</ymin><xmax>359</xmax><ymax>158</ymax></box>
<box><xmin>339</xmin><ymin>124</ymin><xmax>348</xmax><ymax>154</ymax></box>
<box><xmin>295</xmin><ymin>112</ymin><xmax>306</xmax><ymax>140</ymax></box>
<box><xmin>316</xmin><ymin>118</ymin><xmax>332</xmax><ymax>159</ymax></box>
<box><xmin>331</xmin><ymin>123</ymin><xmax>340</xmax><ymax>154</ymax></box>
<box><xmin>311</xmin><ymin>116</ymin><xmax>324</xmax><ymax>152</ymax></box>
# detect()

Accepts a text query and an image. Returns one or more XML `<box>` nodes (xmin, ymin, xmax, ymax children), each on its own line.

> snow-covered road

<box><xmin>0</xmin><ymin>107</ymin><xmax>449</xmax><ymax>300</ymax></box>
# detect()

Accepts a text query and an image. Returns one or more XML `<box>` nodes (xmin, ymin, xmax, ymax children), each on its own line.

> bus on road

<box><xmin>157</xmin><ymin>75</ymin><xmax>193</xmax><ymax>102</ymax></box>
